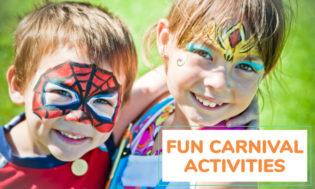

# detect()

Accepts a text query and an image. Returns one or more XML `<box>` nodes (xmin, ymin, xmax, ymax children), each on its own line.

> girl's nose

<box><xmin>64</xmin><ymin>109</ymin><xmax>92</xmax><ymax>125</ymax></box>
<box><xmin>203</xmin><ymin>70</ymin><xmax>231</xmax><ymax>92</ymax></box>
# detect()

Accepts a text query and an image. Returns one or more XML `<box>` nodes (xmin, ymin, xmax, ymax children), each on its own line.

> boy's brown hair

<box><xmin>13</xmin><ymin>1</ymin><xmax>137</xmax><ymax>102</ymax></box>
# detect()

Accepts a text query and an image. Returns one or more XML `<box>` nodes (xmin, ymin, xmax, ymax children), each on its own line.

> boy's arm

<box><xmin>113</xmin><ymin>65</ymin><xmax>167</xmax><ymax>145</ymax></box>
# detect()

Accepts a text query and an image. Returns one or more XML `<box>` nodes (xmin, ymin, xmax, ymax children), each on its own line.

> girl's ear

<box><xmin>7</xmin><ymin>65</ymin><xmax>25</xmax><ymax>105</ymax></box>
<box><xmin>157</xmin><ymin>18</ymin><xmax>171</xmax><ymax>58</ymax></box>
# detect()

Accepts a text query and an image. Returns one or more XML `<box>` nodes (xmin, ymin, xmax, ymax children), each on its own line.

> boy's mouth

<box><xmin>54</xmin><ymin>129</ymin><xmax>89</xmax><ymax>144</ymax></box>
<box><xmin>191</xmin><ymin>92</ymin><xmax>227</xmax><ymax>110</ymax></box>
<box><xmin>59</xmin><ymin>130</ymin><xmax>86</xmax><ymax>140</ymax></box>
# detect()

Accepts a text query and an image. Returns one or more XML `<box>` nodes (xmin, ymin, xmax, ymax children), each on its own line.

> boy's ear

<box><xmin>157</xmin><ymin>19</ymin><xmax>171</xmax><ymax>58</ymax></box>
<box><xmin>7</xmin><ymin>65</ymin><xmax>25</xmax><ymax>105</ymax></box>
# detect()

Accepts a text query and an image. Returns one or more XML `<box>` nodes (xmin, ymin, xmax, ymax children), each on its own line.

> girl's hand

<box><xmin>226</xmin><ymin>96</ymin><xmax>259</xmax><ymax>130</ymax></box>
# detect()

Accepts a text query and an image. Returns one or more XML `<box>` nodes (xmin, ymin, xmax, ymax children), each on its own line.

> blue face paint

<box><xmin>186</xmin><ymin>42</ymin><xmax>213</xmax><ymax>60</ymax></box>
<box><xmin>236</xmin><ymin>61</ymin><xmax>264</xmax><ymax>71</ymax></box>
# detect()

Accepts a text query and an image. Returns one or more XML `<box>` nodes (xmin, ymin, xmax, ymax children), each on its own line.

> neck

<box><xmin>5</xmin><ymin>120</ymin><xmax>50</xmax><ymax>157</ymax></box>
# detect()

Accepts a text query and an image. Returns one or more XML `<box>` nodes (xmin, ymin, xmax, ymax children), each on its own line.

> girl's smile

<box><xmin>190</xmin><ymin>92</ymin><xmax>227</xmax><ymax>110</ymax></box>
<box><xmin>160</xmin><ymin>21</ymin><xmax>265</xmax><ymax>127</ymax></box>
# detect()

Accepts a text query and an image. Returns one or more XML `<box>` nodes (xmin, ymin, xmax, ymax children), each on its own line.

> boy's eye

<box><xmin>51</xmin><ymin>90</ymin><xmax>71</xmax><ymax>97</ymax></box>
<box><xmin>93</xmin><ymin>98</ymin><xmax>112</xmax><ymax>106</ymax></box>
<box><xmin>186</xmin><ymin>42</ymin><xmax>213</xmax><ymax>61</ymax></box>
<box><xmin>87</xmin><ymin>92</ymin><xmax>119</xmax><ymax>122</ymax></box>
<box><xmin>43</xmin><ymin>82</ymin><xmax>79</xmax><ymax>106</ymax></box>
<box><xmin>235</xmin><ymin>61</ymin><xmax>264</xmax><ymax>73</ymax></box>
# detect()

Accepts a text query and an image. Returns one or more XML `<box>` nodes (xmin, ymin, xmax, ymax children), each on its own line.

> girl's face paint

<box><xmin>235</xmin><ymin>61</ymin><xmax>264</xmax><ymax>72</ymax></box>
<box><xmin>32</xmin><ymin>61</ymin><xmax>121</xmax><ymax>133</ymax></box>
<box><xmin>185</xmin><ymin>42</ymin><xmax>264</xmax><ymax>74</ymax></box>
<box><xmin>162</xmin><ymin>22</ymin><xmax>265</xmax><ymax>127</ymax></box>
<box><xmin>186</xmin><ymin>43</ymin><xmax>213</xmax><ymax>61</ymax></box>
<box><xmin>194</xmin><ymin>22</ymin><xmax>260</xmax><ymax>62</ymax></box>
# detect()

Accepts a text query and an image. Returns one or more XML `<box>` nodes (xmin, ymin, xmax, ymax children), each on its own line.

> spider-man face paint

<box><xmin>32</xmin><ymin>62</ymin><xmax>121</xmax><ymax>133</ymax></box>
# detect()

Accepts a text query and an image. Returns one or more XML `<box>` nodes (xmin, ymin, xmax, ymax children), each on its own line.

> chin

<box><xmin>54</xmin><ymin>153</ymin><xmax>83</xmax><ymax>162</ymax></box>
<box><xmin>188</xmin><ymin>117</ymin><xmax>222</xmax><ymax>127</ymax></box>
<box><xmin>49</xmin><ymin>146</ymin><xmax>85</xmax><ymax>162</ymax></box>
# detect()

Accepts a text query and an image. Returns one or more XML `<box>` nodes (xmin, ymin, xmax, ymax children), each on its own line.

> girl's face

<box><xmin>163</xmin><ymin>22</ymin><xmax>265</xmax><ymax>127</ymax></box>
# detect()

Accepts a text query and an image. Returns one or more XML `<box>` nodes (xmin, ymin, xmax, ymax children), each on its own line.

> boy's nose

<box><xmin>64</xmin><ymin>109</ymin><xmax>92</xmax><ymax>125</ymax></box>
<box><xmin>203</xmin><ymin>70</ymin><xmax>231</xmax><ymax>92</ymax></box>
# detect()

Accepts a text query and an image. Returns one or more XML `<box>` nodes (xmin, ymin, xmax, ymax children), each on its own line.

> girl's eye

<box><xmin>193</xmin><ymin>49</ymin><xmax>213</xmax><ymax>61</ymax></box>
<box><xmin>51</xmin><ymin>90</ymin><xmax>71</xmax><ymax>97</ymax></box>
<box><xmin>186</xmin><ymin>42</ymin><xmax>213</xmax><ymax>61</ymax></box>
<box><xmin>235</xmin><ymin>61</ymin><xmax>264</xmax><ymax>73</ymax></box>
<box><xmin>235</xmin><ymin>63</ymin><xmax>256</xmax><ymax>73</ymax></box>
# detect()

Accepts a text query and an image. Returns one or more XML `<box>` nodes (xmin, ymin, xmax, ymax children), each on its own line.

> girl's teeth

<box><xmin>195</xmin><ymin>95</ymin><xmax>220</xmax><ymax>108</ymax></box>
<box><xmin>203</xmin><ymin>101</ymin><xmax>210</xmax><ymax>106</ymax></box>
<box><xmin>209</xmin><ymin>102</ymin><xmax>216</xmax><ymax>108</ymax></box>
<box><xmin>59</xmin><ymin>131</ymin><xmax>85</xmax><ymax>140</ymax></box>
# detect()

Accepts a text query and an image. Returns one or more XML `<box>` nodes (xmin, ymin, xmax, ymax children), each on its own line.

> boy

<box><xmin>0</xmin><ymin>1</ymin><xmax>145</xmax><ymax>188</ymax></box>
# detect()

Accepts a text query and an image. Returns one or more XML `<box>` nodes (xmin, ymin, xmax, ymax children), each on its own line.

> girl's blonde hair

<box><xmin>143</xmin><ymin>0</ymin><xmax>291</xmax><ymax>75</ymax></box>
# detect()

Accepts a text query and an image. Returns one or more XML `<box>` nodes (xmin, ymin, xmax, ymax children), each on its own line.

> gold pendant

<box><xmin>71</xmin><ymin>159</ymin><xmax>88</xmax><ymax>176</ymax></box>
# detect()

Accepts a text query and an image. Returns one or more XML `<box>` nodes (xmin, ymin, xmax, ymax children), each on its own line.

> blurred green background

<box><xmin>0</xmin><ymin>0</ymin><xmax>314</xmax><ymax>188</ymax></box>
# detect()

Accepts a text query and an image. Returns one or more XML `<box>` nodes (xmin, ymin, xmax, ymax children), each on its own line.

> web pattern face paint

<box><xmin>32</xmin><ymin>62</ymin><xmax>121</xmax><ymax>133</ymax></box>
<box><xmin>197</xmin><ymin>22</ymin><xmax>260</xmax><ymax>62</ymax></box>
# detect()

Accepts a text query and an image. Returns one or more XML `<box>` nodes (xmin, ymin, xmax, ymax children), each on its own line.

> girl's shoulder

<box><xmin>129</xmin><ymin>95</ymin><xmax>175</xmax><ymax>155</ymax></box>
<box><xmin>133</xmin><ymin>95</ymin><xmax>174</xmax><ymax>129</ymax></box>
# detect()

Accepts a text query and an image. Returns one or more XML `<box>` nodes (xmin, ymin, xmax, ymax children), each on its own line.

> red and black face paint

<box><xmin>32</xmin><ymin>62</ymin><xmax>121</xmax><ymax>133</ymax></box>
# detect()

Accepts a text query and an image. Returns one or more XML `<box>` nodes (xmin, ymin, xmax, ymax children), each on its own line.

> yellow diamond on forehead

<box><xmin>198</xmin><ymin>21</ymin><xmax>260</xmax><ymax>62</ymax></box>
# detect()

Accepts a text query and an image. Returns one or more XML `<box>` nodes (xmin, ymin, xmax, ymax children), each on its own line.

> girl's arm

<box><xmin>113</xmin><ymin>65</ymin><xmax>167</xmax><ymax>145</ymax></box>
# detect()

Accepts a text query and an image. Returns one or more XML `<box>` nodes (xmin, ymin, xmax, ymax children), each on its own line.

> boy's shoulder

<box><xmin>0</xmin><ymin>113</ymin><xmax>114</xmax><ymax>188</ymax></box>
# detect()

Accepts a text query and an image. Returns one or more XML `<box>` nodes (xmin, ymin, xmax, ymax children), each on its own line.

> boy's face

<box><xmin>22</xmin><ymin>46</ymin><xmax>122</xmax><ymax>161</ymax></box>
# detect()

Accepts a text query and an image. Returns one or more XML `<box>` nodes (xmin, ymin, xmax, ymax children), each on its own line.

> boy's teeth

<box><xmin>195</xmin><ymin>95</ymin><xmax>219</xmax><ymax>108</ymax></box>
<box><xmin>59</xmin><ymin>131</ymin><xmax>85</xmax><ymax>140</ymax></box>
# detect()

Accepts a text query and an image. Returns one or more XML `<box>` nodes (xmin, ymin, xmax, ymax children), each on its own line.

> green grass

<box><xmin>0</xmin><ymin>0</ymin><xmax>314</xmax><ymax>188</ymax></box>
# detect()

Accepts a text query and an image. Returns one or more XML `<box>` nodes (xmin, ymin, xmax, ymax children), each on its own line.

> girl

<box><xmin>109</xmin><ymin>0</ymin><xmax>289</xmax><ymax>188</ymax></box>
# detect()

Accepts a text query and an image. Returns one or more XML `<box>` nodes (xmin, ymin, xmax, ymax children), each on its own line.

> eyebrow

<box><xmin>243</xmin><ymin>55</ymin><xmax>261</xmax><ymax>61</ymax></box>
<box><xmin>186</xmin><ymin>42</ymin><xmax>214</xmax><ymax>57</ymax></box>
